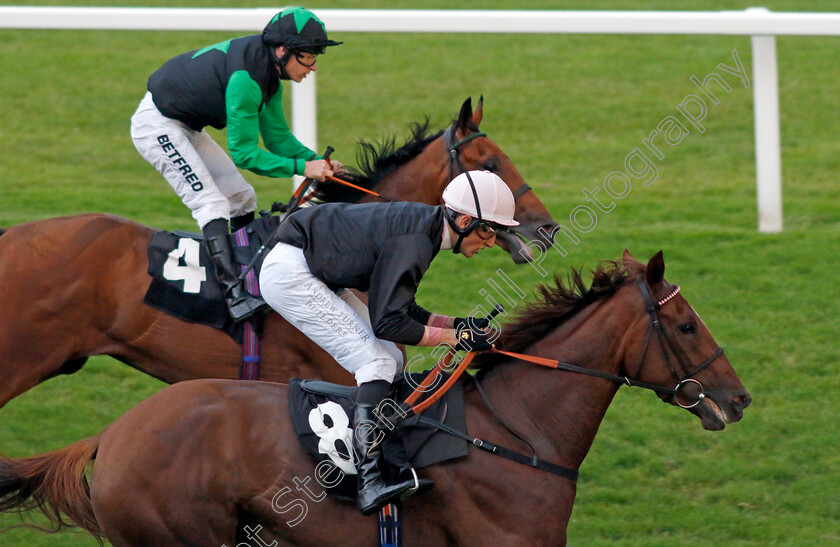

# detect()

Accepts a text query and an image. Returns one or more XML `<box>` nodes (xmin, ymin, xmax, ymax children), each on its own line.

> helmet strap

<box><xmin>444</xmin><ymin>208</ymin><xmax>479</xmax><ymax>255</ymax></box>
<box><xmin>444</xmin><ymin>170</ymin><xmax>483</xmax><ymax>254</ymax></box>
<box><xmin>464</xmin><ymin>170</ymin><xmax>482</xmax><ymax>222</ymax></box>
<box><xmin>269</xmin><ymin>47</ymin><xmax>293</xmax><ymax>80</ymax></box>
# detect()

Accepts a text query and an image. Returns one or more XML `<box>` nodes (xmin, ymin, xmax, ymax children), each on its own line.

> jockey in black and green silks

<box><xmin>131</xmin><ymin>7</ymin><xmax>342</xmax><ymax>321</ymax></box>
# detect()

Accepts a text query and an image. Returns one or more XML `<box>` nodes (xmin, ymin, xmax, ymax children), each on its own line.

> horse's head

<box><xmin>620</xmin><ymin>250</ymin><xmax>752</xmax><ymax>430</ymax></box>
<box><xmin>445</xmin><ymin>97</ymin><xmax>560</xmax><ymax>264</ymax></box>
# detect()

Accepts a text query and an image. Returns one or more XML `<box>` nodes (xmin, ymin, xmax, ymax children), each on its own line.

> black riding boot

<box><xmin>353</xmin><ymin>382</ymin><xmax>433</xmax><ymax>515</ymax></box>
<box><xmin>202</xmin><ymin>219</ymin><xmax>265</xmax><ymax>322</ymax></box>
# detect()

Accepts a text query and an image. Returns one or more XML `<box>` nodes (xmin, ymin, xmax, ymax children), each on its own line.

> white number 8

<box><xmin>307</xmin><ymin>402</ymin><xmax>357</xmax><ymax>475</ymax></box>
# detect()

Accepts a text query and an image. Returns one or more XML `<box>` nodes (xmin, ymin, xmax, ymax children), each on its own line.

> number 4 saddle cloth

<box><xmin>288</xmin><ymin>374</ymin><xmax>469</xmax><ymax>502</ymax></box>
<box><xmin>143</xmin><ymin>218</ymin><xmax>280</xmax><ymax>340</ymax></box>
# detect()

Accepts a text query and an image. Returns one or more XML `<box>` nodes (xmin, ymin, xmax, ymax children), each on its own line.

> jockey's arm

<box><xmin>225</xmin><ymin>71</ymin><xmax>318</xmax><ymax>178</ymax></box>
<box><xmin>367</xmin><ymin>233</ymin><xmax>441</xmax><ymax>346</ymax></box>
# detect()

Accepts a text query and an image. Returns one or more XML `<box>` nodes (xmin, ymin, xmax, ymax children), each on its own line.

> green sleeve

<box><xmin>225</xmin><ymin>71</ymin><xmax>316</xmax><ymax>177</ymax></box>
<box><xmin>259</xmin><ymin>84</ymin><xmax>320</xmax><ymax>164</ymax></box>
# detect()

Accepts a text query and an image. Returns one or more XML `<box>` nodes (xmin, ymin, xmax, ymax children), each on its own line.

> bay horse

<box><xmin>0</xmin><ymin>251</ymin><xmax>751</xmax><ymax>546</ymax></box>
<box><xmin>0</xmin><ymin>97</ymin><xmax>559</xmax><ymax>409</ymax></box>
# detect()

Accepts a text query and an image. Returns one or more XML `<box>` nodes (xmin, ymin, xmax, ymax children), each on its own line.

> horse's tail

<box><xmin>0</xmin><ymin>433</ymin><xmax>103</xmax><ymax>542</ymax></box>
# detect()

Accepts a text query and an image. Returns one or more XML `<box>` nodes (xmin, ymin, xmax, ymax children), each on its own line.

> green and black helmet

<box><xmin>262</xmin><ymin>7</ymin><xmax>342</xmax><ymax>55</ymax></box>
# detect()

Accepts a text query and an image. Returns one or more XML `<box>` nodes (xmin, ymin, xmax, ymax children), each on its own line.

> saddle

<box><xmin>288</xmin><ymin>373</ymin><xmax>469</xmax><ymax>502</ymax></box>
<box><xmin>143</xmin><ymin>217</ymin><xmax>279</xmax><ymax>340</ymax></box>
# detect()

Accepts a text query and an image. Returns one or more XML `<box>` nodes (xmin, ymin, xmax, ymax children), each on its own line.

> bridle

<box><xmin>631</xmin><ymin>277</ymin><xmax>725</xmax><ymax>408</ymax></box>
<box><xmin>442</xmin><ymin>126</ymin><xmax>532</xmax><ymax>202</ymax></box>
<box><xmin>492</xmin><ymin>277</ymin><xmax>725</xmax><ymax>409</ymax></box>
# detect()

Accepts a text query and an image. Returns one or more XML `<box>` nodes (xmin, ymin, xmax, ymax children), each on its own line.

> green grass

<box><xmin>1</xmin><ymin>1</ymin><xmax>839</xmax><ymax>545</ymax></box>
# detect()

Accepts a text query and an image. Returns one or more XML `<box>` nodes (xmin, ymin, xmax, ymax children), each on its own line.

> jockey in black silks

<box><xmin>259</xmin><ymin>170</ymin><xmax>519</xmax><ymax>515</ymax></box>
<box><xmin>131</xmin><ymin>7</ymin><xmax>343</xmax><ymax>321</ymax></box>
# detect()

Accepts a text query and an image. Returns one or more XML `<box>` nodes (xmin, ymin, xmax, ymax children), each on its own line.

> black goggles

<box><xmin>294</xmin><ymin>52</ymin><xmax>319</xmax><ymax>67</ymax></box>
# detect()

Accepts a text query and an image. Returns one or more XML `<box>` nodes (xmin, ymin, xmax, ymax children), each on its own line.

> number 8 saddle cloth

<box><xmin>288</xmin><ymin>374</ymin><xmax>469</xmax><ymax>502</ymax></box>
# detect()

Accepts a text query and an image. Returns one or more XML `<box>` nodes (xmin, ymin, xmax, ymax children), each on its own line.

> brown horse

<box><xmin>0</xmin><ymin>251</ymin><xmax>751</xmax><ymax>546</ymax></box>
<box><xmin>0</xmin><ymin>97</ymin><xmax>559</xmax><ymax>409</ymax></box>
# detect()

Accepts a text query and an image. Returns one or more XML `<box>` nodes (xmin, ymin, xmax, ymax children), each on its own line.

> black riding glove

<box><xmin>453</xmin><ymin>316</ymin><xmax>491</xmax><ymax>331</ymax></box>
<box><xmin>455</xmin><ymin>326</ymin><xmax>492</xmax><ymax>352</ymax></box>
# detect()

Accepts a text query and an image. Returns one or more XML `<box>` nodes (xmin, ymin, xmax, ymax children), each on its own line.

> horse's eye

<box><xmin>482</xmin><ymin>160</ymin><xmax>498</xmax><ymax>172</ymax></box>
<box><xmin>679</xmin><ymin>322</ymin><xmax>697</xmax><ymax>334</ymax></box>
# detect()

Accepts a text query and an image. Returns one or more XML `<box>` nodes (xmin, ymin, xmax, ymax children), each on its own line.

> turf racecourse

<box><xmin>1</xmin><ymin>1</ymin><xmax>838</xmax><ymax>545</ymax></box>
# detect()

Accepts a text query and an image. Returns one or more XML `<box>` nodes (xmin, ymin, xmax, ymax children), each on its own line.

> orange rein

<box><xmin>326</xmin><ymin>175</ymin><xmax>383</xmax><ymax>198</ymax></box>
<box><xmin>321</xmin><ymin>156</ymin><xmax>383</xmax><ymax>198</ymax></box>
<box><xmin>402</xmin><ymin>349</ymin><xmax>477</xmax><ymax>416</ymax></box>
<box><xmin>293</xmin><ymin>174</ymin><xmax>384</xmax><ymax>208</ymax></box>
<box><xmin>491</xmin><ymin>349</ymin><xmax>560</xmax><ymax>368</ymax></box>
<box><xmin>400</xmin><ymin>348</ymin><xmax>562</xmax><ymax>418</ymax></box>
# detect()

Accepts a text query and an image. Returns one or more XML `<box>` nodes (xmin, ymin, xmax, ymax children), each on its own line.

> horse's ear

<box><xmin>457</xmin><ymin>97</ymin><xmax>473</xmax><ymax>135</ymax></box>
<box><xmin>472</xmin><ymin>95</ymin><xmax>484</xmax><ymax>127</ymax></box>
<box><xmin>646</xmin><ymin>251</ymin><xmax>665</xmax><ymax>286</ymax></box>
<box><xmin>622</xmin><ymin>249</ymin><xmax>644</xmax><ymax>276</ymax></box>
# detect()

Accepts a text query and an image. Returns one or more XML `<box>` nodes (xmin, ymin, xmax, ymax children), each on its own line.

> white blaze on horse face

<box><xmin>162</xmin><ymin>238</ymin><xmax>207</xmax><ymax>293</ymax></box>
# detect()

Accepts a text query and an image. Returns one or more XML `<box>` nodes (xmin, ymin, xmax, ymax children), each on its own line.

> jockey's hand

<box><xmin>304</xmin><ymin>159</ymin><xmax>334</xmax><ymax>181</ymax></box>
<box><xmin>454</xmin><ymin>326</ymin><xmax>492</xmax><ymax>352</ymax></box>
<box><xmin>453</xmin><ymin>316</ymin><xmax>491</xmax><ymax>331</ymax></box>
<box><xmin>329</xmin><ymin>159</ymin><xmax>346</xmax><ymax>174</ymax></box>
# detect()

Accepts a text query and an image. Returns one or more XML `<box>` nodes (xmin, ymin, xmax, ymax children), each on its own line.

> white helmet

<box><xmin>442</xmin><ymin>171</ymin><xmax>519</xmax><ymax>227</ymax></box>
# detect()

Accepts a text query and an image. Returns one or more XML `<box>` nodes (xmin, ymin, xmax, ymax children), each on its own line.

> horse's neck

<box><xmin>475</xmin><ymin>293</ymin><xmax>637</xmax><ymax>468</ymax></box>
<box><xmin>368</xmin><ymin>138</ymin><xmax>449</xmax><ymax>204</ymax></box>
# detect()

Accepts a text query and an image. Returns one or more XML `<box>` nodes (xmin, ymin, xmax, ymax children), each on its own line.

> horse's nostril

<box><xmin>732</xmin><ymin>392</ymin><xmax>753</xmax><ymax>409</ymax></box>
<box><xmin>539</xmin><ymin>224</ymin><xmax>559</xmax><ymax>242</ymax></box>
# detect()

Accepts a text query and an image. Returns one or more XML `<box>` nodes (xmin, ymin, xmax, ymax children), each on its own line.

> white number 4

<box><xmin>162</xmin><ymin>238</ymin><xmax>207</xmax><ymax>294</ymax></box>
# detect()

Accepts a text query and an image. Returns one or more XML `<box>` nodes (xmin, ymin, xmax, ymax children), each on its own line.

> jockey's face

<box><xmin>275</xmin><ymin>47</ymin><xmax>317</xmax><ymax>82</ymax></box>
<box><xmin>456</xmin><ymin>215</ymin><xmax>496</xmax><ymax>258</ymax></box>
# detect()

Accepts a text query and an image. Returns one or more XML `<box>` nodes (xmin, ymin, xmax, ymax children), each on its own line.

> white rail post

<box><xmin>291</xmin><ymin>73</ymin><xmax>318</xmax><ymax>189</ymax></box>
<box><xmin>749</xmin><ymin>8</ymin><xmax>783</xmax><ymax>233</ymax></box>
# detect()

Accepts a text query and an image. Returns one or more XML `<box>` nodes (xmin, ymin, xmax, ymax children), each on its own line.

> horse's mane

<box><xmin>471</xmin><ymin>261</ymin><xmax>629</xmax><ymax>374</ymax></box>
<box><xmin>311</xmin><ymin>118</ymin><xmax>444</xmax><ymax>204</ymax></box>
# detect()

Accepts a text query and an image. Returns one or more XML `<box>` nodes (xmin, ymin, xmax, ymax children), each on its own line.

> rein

<box><xmin>490</xmin><ymin>349</ymin><xmax>686</xmax><ymax>398</ymax></box>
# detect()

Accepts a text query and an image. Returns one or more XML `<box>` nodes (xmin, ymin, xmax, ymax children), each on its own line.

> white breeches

<box><xmin>131</xmin><ymin>91</ymin><xmax>256</xmax><ymax>229</ymax></box>
<box><xmin>259</xmin><ymin>242</ymin><xmax>403</xmax><ymax>385</ymax></box>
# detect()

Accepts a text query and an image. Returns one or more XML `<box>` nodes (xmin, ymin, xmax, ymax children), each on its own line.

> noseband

<box><xmin>442</xmin><ymin>126</ymin><xmax>531</xmax><ymax>201</ymax></box>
